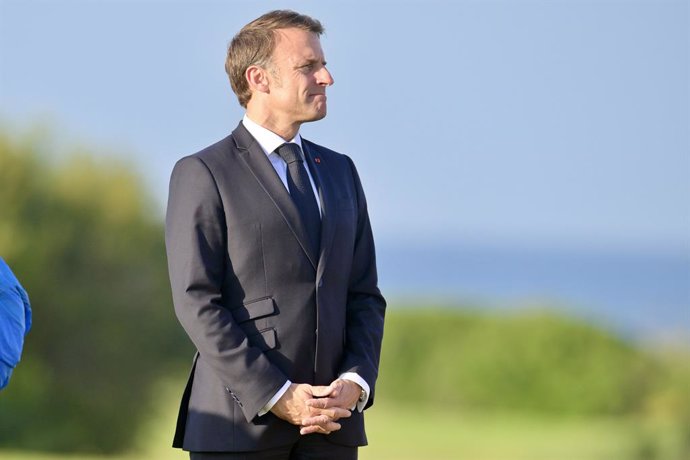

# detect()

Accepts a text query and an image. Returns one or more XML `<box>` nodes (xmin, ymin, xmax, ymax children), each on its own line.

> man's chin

<box><xmin>302</xmin><ymin>109</ymin><xmax>327</xmax><ymax>123</ymax></box>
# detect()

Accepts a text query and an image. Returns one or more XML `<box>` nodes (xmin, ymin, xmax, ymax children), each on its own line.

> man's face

<box><xmin>264</xmin><ymin>28</ymin><xmax>334</xmax><ymax>126</ymax></box>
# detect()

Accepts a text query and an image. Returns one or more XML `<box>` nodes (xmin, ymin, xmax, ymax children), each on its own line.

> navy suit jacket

<box><xmin>165</xmin><ymin>122</ymin><xmax>385</xmax><ymax>452</ymax></box>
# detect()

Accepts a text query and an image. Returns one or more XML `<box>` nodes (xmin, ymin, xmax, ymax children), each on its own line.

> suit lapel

<box><xmin>231</xmin><ymin>123</ymin><xmax>319</xmax><ymax>270</ymax></box>
<box><xmin>302</xmin><ymin>140</ymin><xmax>337</xmax><ymax>283</ymax></box>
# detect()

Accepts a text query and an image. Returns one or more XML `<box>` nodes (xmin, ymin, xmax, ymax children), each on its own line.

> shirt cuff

<box><xmin>338</xmin><ymin>372</ymin><xmax>370</xmax><ymax>412</ymax></box>
<box><xmin>258</xmin><ymin>380</ymin><xmax>291</xmax><ymax>417</ymax></box>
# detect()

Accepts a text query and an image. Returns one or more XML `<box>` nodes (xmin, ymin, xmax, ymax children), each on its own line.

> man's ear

<box><xmin>246</xmin><ymin>65</ymin><xmax>270</xmax><ymax>94</ymax></box>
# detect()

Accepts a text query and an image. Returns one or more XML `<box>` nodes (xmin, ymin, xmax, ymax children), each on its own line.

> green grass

<box><xmin>6</xmin><ymin>308</ymin><xmax>688</xmax><ymax>457</ymax></box>
<box><xmin>3</xmin><ymin>395</ymin><xmax>686</xmax><ymax>460</ymax></box>
<box><xmin>361</xmin><ymin>402</ymin><xmax>685</xmax><ymax>460</ymax></box>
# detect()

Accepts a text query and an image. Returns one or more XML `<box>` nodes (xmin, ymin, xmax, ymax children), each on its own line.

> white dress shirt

<box><xmin>241</xmin><ymin>115</ymin><xmax>370</xmax><ymax>415</ymax></box>
<box><xmin>242</xmin><ymin>115</ymin><xmax>321</xmax><ymax>214</ymax></box>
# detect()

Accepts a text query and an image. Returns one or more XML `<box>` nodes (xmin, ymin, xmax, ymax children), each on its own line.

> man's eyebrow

<box><xmin>296</xmin><ymin>58</ymin><xmax>327</xmax><ymax>67</ymax></box>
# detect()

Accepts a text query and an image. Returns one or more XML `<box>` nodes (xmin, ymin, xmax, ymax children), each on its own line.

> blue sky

<box><xmin>1</xmin><ymin>0</ymin><xmax>688</xmax><ymax>254</ymax></box>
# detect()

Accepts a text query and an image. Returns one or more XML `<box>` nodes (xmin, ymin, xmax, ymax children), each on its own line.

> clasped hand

<box><xmin>270</xmin><ymin>379</ymin><xmax>362</xmax><ymax>435</ymax></box>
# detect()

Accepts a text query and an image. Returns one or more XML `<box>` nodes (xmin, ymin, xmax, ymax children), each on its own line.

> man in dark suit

<box><xmin>165</xmin><ymin>10</ymin><xmax>386</xmax><ymax>459</ymax></box>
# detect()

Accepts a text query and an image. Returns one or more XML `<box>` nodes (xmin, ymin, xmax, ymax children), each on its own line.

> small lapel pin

<box><xmin>314</xmin><ymin>157</ymin><xmax>321</xmax><ymax>164</ymax></box>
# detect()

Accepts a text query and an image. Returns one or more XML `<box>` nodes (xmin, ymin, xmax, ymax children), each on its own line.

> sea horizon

<box><xmin>376</xmin><ymin>240</ymin><xmax>690</xmax><ymax>344</ymax></box>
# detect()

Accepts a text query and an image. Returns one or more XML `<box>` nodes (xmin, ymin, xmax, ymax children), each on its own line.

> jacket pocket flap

<box><xmin>249</xmin><ymin>328</ymin><xmax>277</xmax><ymax>351</ymax></box>
<box><xmin>232</xmin><ymin>297</ymin><xmax>275</xmax><ymax>323</ymax></box>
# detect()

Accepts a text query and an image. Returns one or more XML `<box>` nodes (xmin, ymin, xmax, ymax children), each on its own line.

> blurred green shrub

<box><xmin>0</xmin><ymin>129</ymin><xmax>192</xmax><ymax>453</ymax></box>
<box><xmin>378</xmin><ymin>308</ymin><xmax>688</xmax><ymax>418</ymax></box>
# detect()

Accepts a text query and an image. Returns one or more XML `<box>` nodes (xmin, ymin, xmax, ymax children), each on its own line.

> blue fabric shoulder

<box><xmin>0</xmin><ymin>257</ymin><xmax>32</xmax><ymax>390</ymax></box>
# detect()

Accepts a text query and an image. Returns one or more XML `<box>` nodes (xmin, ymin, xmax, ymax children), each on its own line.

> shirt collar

<box><xmin>242</xmin><ymin>114</ymin><xmax>303</xmax><ymax>158</ymax></box>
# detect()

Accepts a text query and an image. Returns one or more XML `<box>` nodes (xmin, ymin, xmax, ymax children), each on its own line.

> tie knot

<box><xmin>276</xmin><ymin>143</ymin><xmax>303</xmax><ymax>165</ymax></box>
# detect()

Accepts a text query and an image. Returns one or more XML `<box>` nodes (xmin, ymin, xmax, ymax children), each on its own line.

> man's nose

<box><xmin>317</xmin><ymin>67</ymin><xmax>334</xmax><ymax>86</ymax></box>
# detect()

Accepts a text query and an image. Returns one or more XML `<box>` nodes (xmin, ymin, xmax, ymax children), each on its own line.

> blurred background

<box><xmin>0</xmin><ymin>0</ymin><xmax>688</xmax><ymax>459</ymax></box>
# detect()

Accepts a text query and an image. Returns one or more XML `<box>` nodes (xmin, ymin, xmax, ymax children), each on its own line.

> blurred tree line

<box><xmin>380</xmin><ymin>309</ymin><xmax>689</xmax><ymax>419</ymax></box>
<box><xmin>0</xmin><ymin>129</ymin><xmax>193</xmax><ymax>453</ymax></box>
<box><xmin>0</xmin><ymin>128</ymin><xmax>688</xmax><ymax>455</ymax></box>
<box><xmin>380</xmin><ymin>308</ymin><xmax>690</xmax><ymax>458</ymax></box>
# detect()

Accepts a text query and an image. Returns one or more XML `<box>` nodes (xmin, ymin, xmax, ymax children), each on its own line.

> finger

<box><xmin>305</xmin><ymin>407</ymin><xmax>349</xmax><ymax>421</ymax></box>
<box><xmin>301</xmin><ymin>414</ymin><xmax>332</xmax><ymax>426</ymax></box>
<box><xmin>300</xmin><ymin>424</ymin><xmax>325</xmax><ymax>435</ymax></box>
<box><xmin>310</xmin><ymin>385</ymin><xmax>334</xmax><ymax>398</ymax></box>
<box><xmin>306</xmin><ymin>397</ymin><xmax>334</xmax><ymax>409</ymax></box>
<box><xmin>317</xmin><ymin>407</ymin><xmax>350</xmax><ymax>420</ymax></box>
<box><xmin>307</xmin><ymin>397</ymin><xmax>353</xmax><ymax>414</ymax></box>
<box><xmin>303</xmin><ymin>408</ymin><xmax>351</xmax><ymax>425</ymax></box>
<box><xmin>336</xmin><ymin>407</ymin><xmax>352</xmax><ymax>419</ymax></box>
<box><xmin>307</xmin><ymin>395</ymin><xmax>350</xmax><ymax>410</ymax></box>
<box><xmin>300</xmin><ymin>421</ymin><xmax>341</xmax><ymax>435</ymax></box>
<box><xmin>328</xmin><ymin>381</ymin><xmax>343</xmax><ymax>398</ymax></box>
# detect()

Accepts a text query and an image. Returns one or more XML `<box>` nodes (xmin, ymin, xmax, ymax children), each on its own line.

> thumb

<box><xmin>310</xmin><ymin>384</ymin><xmax>335</xmax><ymax>398</ymax></box>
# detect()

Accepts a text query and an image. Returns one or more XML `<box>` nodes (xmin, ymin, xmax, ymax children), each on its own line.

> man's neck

<box><xmin>245</xmin><ymin>107</ymin><xmax>300</xmax><ymax>141</ymax></box>
<box><xmin>242</xmin><ymin>115</ymin><xmax>303</xmax><ymax>159</ymax></box>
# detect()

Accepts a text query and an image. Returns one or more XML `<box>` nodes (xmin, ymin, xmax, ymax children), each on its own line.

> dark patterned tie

<box><xmin>276</xmin><ymin>143</ymin><xmax>321</xmax><ymax>257</ymax></box>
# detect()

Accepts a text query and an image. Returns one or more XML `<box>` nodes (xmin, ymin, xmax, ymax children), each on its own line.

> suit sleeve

<box><xmin>339</xmin><ymin>156</ymin><xmax>386</xmax><ymax>409</ymax></box>
<box><xmin>165</xmin><ymin>156</ymin><xmax>287</xmax><ymax>422</ymax></box>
